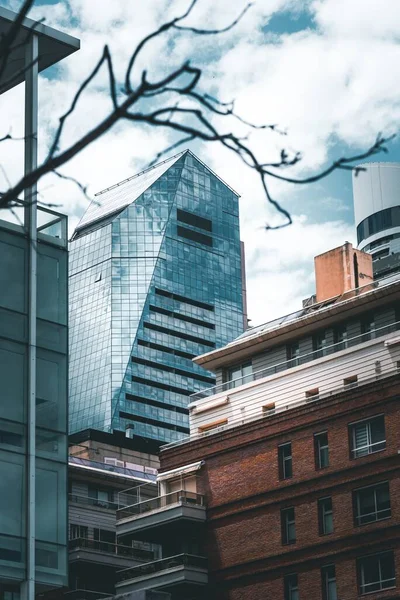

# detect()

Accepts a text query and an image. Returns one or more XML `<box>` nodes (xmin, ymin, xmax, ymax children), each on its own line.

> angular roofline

<box><xmin>94</xmin><ymin>149</ymin><xmax>240</xmax><ymax>198</ymax></box>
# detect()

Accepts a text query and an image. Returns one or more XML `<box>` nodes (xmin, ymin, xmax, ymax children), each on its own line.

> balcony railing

<box><xmin>117</xmin><ymin>490</ymin><xmax>205</xmax><ymax>521</ymax></box>
<box><xmin>69</xmin><ymin>538</ymin><xmax>154</xmax><ymax>561</ymax></box>
<box><xmin>69</xmin><ymin>493</ymin><xmax>118</xmax><ymax>511</ymax></box>
<box><xmin>117</xmin><ymin>554</ymin><xmax>207</xmax><ymax>582</ymax></box>
<box><xmin>191</xmin><ymin>321</ymin><xmax>400</xmax><ymax>401</ymax></box>
<box><xmin>63</xmin><ymin>590</ymin><xmax>109</xmax><ymax>600</ymax></box>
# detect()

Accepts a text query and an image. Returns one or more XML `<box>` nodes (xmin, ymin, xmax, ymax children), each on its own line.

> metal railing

<box><xmin>68</xmin><ymin>538</ymin><xmax>154</xmax><ymax>561</ymax></box>
<box><xmin>190</xmin><ymin>321</ymin><xmax>400</xmax><ymax>401</ymax></box>
<box><xmin>117</xmin><ymin>554</ymin><xmax>207</xmax><ymax>582</ymax></box>
<box><xmin>117</xmin><ymin>490</ymin><xmax>205</xmax><ymax>521</ymax></box>
<box><xmin>68</xmin><ymin>493</ymin><xmax>118</xmax><ymax>511</ymax></box>
<box><xmin>63</xmin><ymin>591</ymin><xmax>109</xmax><ymax>600</ymax></box>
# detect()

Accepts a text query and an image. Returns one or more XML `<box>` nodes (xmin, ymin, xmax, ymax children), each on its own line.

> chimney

<box><xmin>314</xmin><ymin>242</ymin><xmax>373</xmax><ymax>303</ymax></box>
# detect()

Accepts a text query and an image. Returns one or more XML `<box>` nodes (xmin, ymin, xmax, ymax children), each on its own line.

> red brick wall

<box><xmin>160</xmin><ymin>377</ymin><xmax>400</xmax><ymax>600</ymax></box>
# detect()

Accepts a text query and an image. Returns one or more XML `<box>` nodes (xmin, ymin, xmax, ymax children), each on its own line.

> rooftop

<box><xmin>0</xmin><ymin>6</ymin><xmax>80</xmax><ymax>95</ymax></box>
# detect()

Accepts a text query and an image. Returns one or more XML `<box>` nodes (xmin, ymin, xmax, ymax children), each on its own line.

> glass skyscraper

<box><xmin>69</xmin><ymin>150</ymin><xmax>245</xmax><ymax>444</ymax></box>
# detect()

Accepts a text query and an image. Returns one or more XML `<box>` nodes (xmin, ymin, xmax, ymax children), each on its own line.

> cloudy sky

<box><xmin>1</xmin><ymin>0</ymin><xmax>400</xmax><ymax>326</ymax></box>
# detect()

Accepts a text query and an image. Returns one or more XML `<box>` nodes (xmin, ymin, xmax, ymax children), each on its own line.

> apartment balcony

<box><xmin>69</xmin><ymin>493</ymin><xmax>119</xmax><ymax>511</ymax></box>
<box><xmin>68</xmin><ymin>538</ymin><xmax>154</xmax><ymax>569</ymax></box>
<box><xmin>116</xmin><ymin>491</ymin><xmax>206</xmax><ymax>542</ymax></box>
<box><xmin>115</xmin><ymin>553</ymin><xmax>208</xmax><ymax>596</ymax></box>
<box><xmin>163</xmin><ymin>324</ymin><xmax>400</xmax><ymax>450</ymax></box>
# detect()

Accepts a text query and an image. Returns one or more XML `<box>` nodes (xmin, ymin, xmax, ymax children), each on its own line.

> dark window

<box><xmin>278</xmin><ymin>443</ymin><xmax>292</xmax><ymax>479</ymax></box>
<box><xmin>120</xmin><ymin>411</ymin><xmax>189</xmax><ymax>434</ymax></box>
<box><xmin>313</xmin><ymin>331</ymin><xmax>327</xmax><ymax>358</ymax></box>
<box><xmin>353</xmin><ymin>482</ymin><xmax>391</xmax><ymax>526</ymax></box>
<box><xmin>314</xmin><ymin>432</ymin><xmax>329</xmax><ymax>469</ymax></box>
<box><xmin>281</xmin><ymin>507</ymin><xmax>296</xmax><ymax>545</ymax></box>
<box><xmin>70</xmin><ymin>524</ymin><xmax>88</xmax><ymax>540</ymax></box>
<box><xmin>334</xmin><ymin>325</ymin><xmax>347</xmax><ymax>351</ymax></box>
<box><xmin>349</xmin><ymin>415</ymin><xmax>386</xmax><ymax>458</ymax></box>
<box><xmin>131</xmin><ymin>375</ymin><xmax>194</xmax><ymax>396</ymax></box>
<box><xmin>369</xmin><ymin>235</ymin><xmax>393</xmax><ymax>250</ymax></box>
<box><xmin>149</xmin><ymin>304</ymin><xmax>215</xmax><ymax>329</ymax></box>
<box><xmin>287</xmin><ymin>342</ymin><xmax>300</xmax><ymax>367</ymax></box>
<box><xmin>284</xmin><ymin>574</ymin><xmax>299</xmax><ymax>600</ymax></box>
<box><xmin>154</xmin><ymin>287</ymin><xmax>214</xmax><ymax>311</ymax></box>
<box><xmin>93</xmin><ymin>528</ymin><xmax>116</xmax><ymax>552</ymax></box>
<box><xmin>177</xmin><ymin>208</ymin><xmax>212</xmax><ymax>232</ymax></box>
<box><xmin>226</xmin><ymin>362</ymin><xmax>253</xmax><ymax>389</ymax></box>
<box><xmin>357</xmin><ymin>206</ymin><xmax>400</xmax><ymax>245</ymax></box>
<box><xmin>318</xmin><ymin>497</ymin><xmax>334</xmax><ymax>535</ymax></box>
<box><xmin>177</xmin><ymin>225</ymin><xmax>213</xmax><ymax>247</ymax></box>
<box><xmin>372</xmin><ymin>248</ymin><xmax>390</xmax><ymax>261</ymax></box>
<box><xmin>321</xmin><ymin>565</ymin><xmax>337</xmax><ymax>600</ymax></box>
<box><xmin>143</xmin><ymin>321</ymin><xmax>215</xmax><ymax>347</ymax></box>
<box><xmin>357</xmin><ymin>551</ymin><xmax>396</xmax><ymax>594</ymax></box>
<box><xmin>131</xmin><ymin>356</ymin><xmax>215</xmax><ymax>384</ymax></box>
<box><xmin>125</xmin><ymin>393</ymin><xmax>189</xmax><ymax>415</ymax></box>
<box><xmin>88</xmin><ymin>487</ymin><xmax>114</xmax><ymax>508</ymax></box>
<box><xmin>137</xmin><ymin>338</ymin><xmax>196</xmax><ymax>360</ymax></box>
<box><xmin>361</xmin><ymin>315</ymin><xmax>376</xmax><ymax>342</ymax></box>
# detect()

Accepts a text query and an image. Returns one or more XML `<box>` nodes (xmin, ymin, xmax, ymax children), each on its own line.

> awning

<box><xmin>384</xmin><ymin>336</ymin><xmax>400</xmax><ymax>347</ymax></box>
<box><xmin>157</xmin><ymin>460</ymin><xmax>204</xmax><ymax>482</ymax></box>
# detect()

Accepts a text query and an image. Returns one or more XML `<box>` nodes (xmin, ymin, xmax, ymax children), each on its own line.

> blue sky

<box><xmin>1</xmin><ymin>0</ymin><xmax>400</xmax><ymax>323</ymax></box>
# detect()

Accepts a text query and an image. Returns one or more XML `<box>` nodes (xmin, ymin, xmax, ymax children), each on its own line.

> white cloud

<box><xmin>1</xmin><ymin>0</ymin><xmax>400</xmax><ymax>328</ymax></box>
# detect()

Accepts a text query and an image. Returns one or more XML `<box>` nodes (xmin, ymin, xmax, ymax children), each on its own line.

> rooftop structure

<box><xmin>353</xmin><ymin>162</ymin><xmax>400</xmax><ymax>281</ymax></box>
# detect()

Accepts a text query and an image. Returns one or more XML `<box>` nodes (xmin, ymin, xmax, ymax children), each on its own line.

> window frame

<box><xmin>314</xmin><ymin>431</ymin><xmax>329</xmax><ymax>469</ymax></box>
<box><xmin>357</xmin><ymin>551</ymin><xmax>396</xmax><ymax>595</ymax></box>
<box><xmin>313</xmin><ymin>331</ymin><xmax>327</xmax><ymax>359</ymax></box>
<box><xmin>353</xmin><ymin>481</ymin><xmax>391</xmax><ymax>526</ymax></box>
<box><xmin>281</xmin><ymin>507</ymin><xmax>296</xmax><ymax>545</ymax></box>
<box><xmin>321</xmin><ymin>565</ymin><xmax>337</xmax><ymax>600</ymax></box>
<box><xmin>225</xmin><ymin>361</ymin><xmax>253</xmax><ymax>389</ymax></box>
<box><xmin>349</xmin><ymin>414</ymin><xmax>386</xmax><ymax>459</ymax></box>
<box><xmin>334</xmin><ymin>324</ymin><xmax>348</xmax><ymax>351</ymax></box>
<box><xmin>318</xmin><ymin>497</ymin><xmax>334</xmax><ymax>536</ymax></box>
<box><xmin>278</xmin><ymin>442</ymin><xmax>293</xmax><ymax>480</ymax></box>
<box><xmin>284</xmin><ymin>573</ymin><xmax>299</xmax><ymax>600</ymax></box>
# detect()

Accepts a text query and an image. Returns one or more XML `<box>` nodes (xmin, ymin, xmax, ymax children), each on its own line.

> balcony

<box><xmin>116</xmin><ymin>491</ymin><xmax>206</xmax><ymax>541</ymax></box>
<box><xmin>162</xmin><ymin>324</ymin><xmax>400</xmax><ymax>450</ymax></box>
<box><xmin>116</xmin><ymin>554</ymin><xmax>208</xmax><ymax>596</ymax></box>
<box><xmin>68</xmin><ymin>538</ymin><xmax>154</xmax><ymax>568</ymax></box>
<box><xmin>69</xmin><ymin>493</ymin><xmax>118</xmax><ymax>511</ymax></box>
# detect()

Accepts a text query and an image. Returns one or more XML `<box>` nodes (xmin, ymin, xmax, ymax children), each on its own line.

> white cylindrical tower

<box><xmin>352</xmin><ymin>162</ymin><xmax>400</xmax><ymax>280</ymax></box>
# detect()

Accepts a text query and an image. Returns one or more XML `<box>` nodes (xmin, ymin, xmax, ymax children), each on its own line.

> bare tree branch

<box><xmin>0</xmin><ymin>0</ymin><xmax>395</xmax><ymax>231</ymax></box>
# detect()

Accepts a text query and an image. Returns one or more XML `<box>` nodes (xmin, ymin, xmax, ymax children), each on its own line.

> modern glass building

<box><xmin>69</xmin><ymin>150</ymin><xmax>245</xmax><ymax>445</ymax></box>
<box><xmin>0</xmin><ymin>7</ymin><xmax>79</xmax><ymax>600</ymax></box>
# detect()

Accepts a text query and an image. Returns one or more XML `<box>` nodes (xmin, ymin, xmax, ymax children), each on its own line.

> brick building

<box><xmin>114</xmin><ymin>243</ymin><xmax>400</xmax><ymax>600</ymax></box>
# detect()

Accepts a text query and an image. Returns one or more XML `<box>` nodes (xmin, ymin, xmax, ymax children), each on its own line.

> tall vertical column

<box><xmin>21</xmin><ymin>32</ymin><xmax>38</xmax><ymax>600</ymax></box>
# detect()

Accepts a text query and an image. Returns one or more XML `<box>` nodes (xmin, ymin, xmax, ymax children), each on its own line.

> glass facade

<box><xmin>0</xmin><ymin>215</ymin><xmax>68</xmax><ymax>589</ymax></box>
<box><xmin>69</xmin><ymin>150</ymin><xmax>244</xmax><ymax>444</ymax></box>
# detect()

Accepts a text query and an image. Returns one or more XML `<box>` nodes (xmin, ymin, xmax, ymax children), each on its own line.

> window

<box><xmin>94</xmin><ymin>528</ymin><xmax>116</xmax><ymax>552</ymax></box>
<box><xmin>226</xmin><ymin>362</ymin><xmax>253</xmax><ymax>389</ymax></box>
<box><xmin>287</xmin><ymin>342</ymin><xmax>300</xmax><ymax>367</ymax></box>
<box><xmin>358</xmin><ymin>551</ymin><xmax>396</xmax><ymax>594</ymax></box>
<box><xmin>284</xmin><ymin>574</ymin><xmax>299</xmax><ymax>600</ymax></box>
<box><xmin>321</xmin><ymin>565</ymin><xmax>337</xmax><ymax>600</ymax></box>
<box><xmin>353</xmin><ymin>482</ymin><xmax>391</xmax><ymax>526</ymax></box>
<box><xmin>314</xmin><ymin>432</ymin><xmax>329</xmax><ymax>469</ymax></box>
<box><xmin>281</xmin><ymin>507</ymin><xmax>296</xmax><ymax>544</ymax></box>
<box><xmin>278</xmin><ymin>443</ymin><xmax>293</xmax><ymax>479</ymax></box>
<box><xmin>88</xmin><ymin>487</ymin><xmax>114</xmax><ymax>508</ymax></box>
<box><xmin>177</xmin><ymin>209</ymin><xmax>212</xmax><ymax>232</ymax></box>
<box><xmin>70</xmin><ymin>524</ymin><xmax>88</xmax><ymax>540</ymax></box>
<box><xmin>318</xmin><ymin>497</ymin><xmax>334</xmax><ymax>535</ymax></box>
<box><xmin>334</xmin><ymin>325</ymin><xmax>347</xmax><ymax>351</ymax></box>
<box><xmin>177</xmin><ymin>225</ymin><xmax>213</xmax><ymax>247</ymax></box>
<box><xmin>349</xmin><ymin>415</ymin><xmax>386</xmax><ymax>458</ymax></box>
<box><xmin>313</xmin><ymin>332</ymin><xmax>327</xmax><ymax>358</ymax></box>
<box><xmin>361</xmin><ymin>316</ymin><xmax>376</xmax><ymax>342</ymax></box>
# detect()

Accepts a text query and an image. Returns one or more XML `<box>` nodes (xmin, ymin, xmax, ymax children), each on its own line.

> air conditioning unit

<box><xmin>104</xmin><ymin>457</ymin><xmax>125</xmax><ymax>468</ymax></box>
<box><xmin>144</xmin><ymin>466</ymin><xmax>158</xmax><ymax>475</ymax></box>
